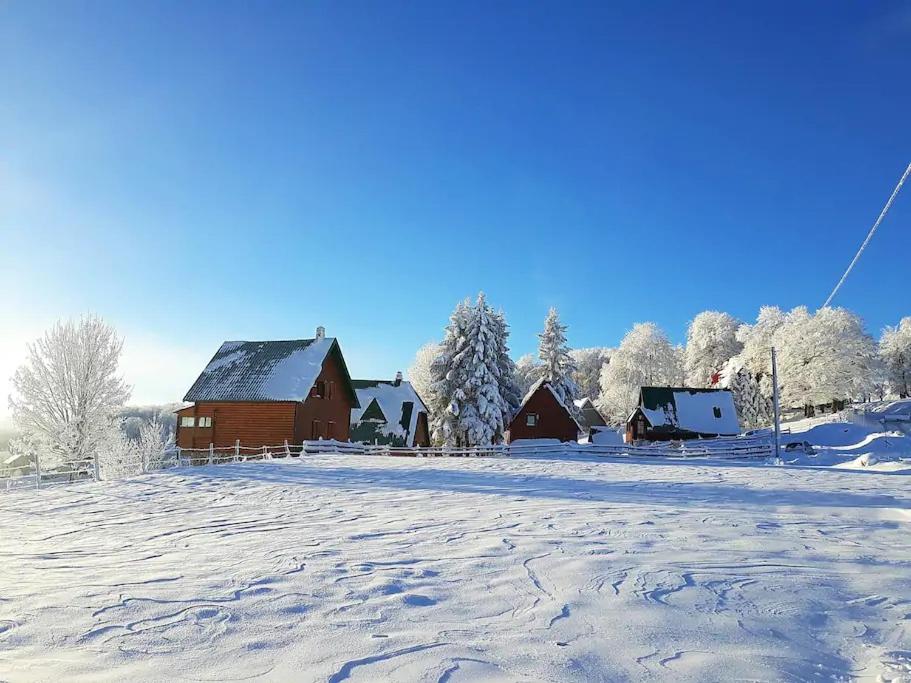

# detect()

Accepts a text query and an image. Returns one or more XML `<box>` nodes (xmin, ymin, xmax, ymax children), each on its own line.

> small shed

<box><xmin>350</xmin><ymin>373</ymin><xmax>430</xmax><ymax>447</ymax></box>
<box><xmin>507</xmin><ymin>379</ymin><xmax>582</xmax><ymax>443</ymax></box>
<box><xmin>573</xmin><ymin>397</ymin><xmax>607</xmax><ymax>430</ymax></box>
<box><xmin>626</xmin><ymin>387</ymin><xmax>739</xmax><ymax>442</ymax></box>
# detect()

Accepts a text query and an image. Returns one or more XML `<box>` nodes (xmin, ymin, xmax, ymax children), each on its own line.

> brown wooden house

<box><xmin>506</xmin><ymin>378</ymin><xmax>582</xmax><ymax>443</ymax></box>
<box><xmin>176</xmin><ymin>328</ymin><xmax>359</xmax><ymax>450</ymax></box>
<box><xmin>626</xmin><ymin>386</ymin><xmax>739</xmax><ymax>442</ymax></box>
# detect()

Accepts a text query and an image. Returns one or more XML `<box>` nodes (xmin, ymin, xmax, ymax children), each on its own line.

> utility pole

<box><xmin>771</xmin><ymin>347</ymin><xmax>782</xmax><ymax>463</ymax></box>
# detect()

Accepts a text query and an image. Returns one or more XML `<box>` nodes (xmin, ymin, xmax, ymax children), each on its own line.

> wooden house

<box><xmin>506</xmin><ymin>378</ymin><xmax>582</xmax><ymax>443</ymax></box>
<box><xmin>573</xmin><ymin>397</ymin><xmax>607</xmax><ymax>430</ymax></box>
<box><xmin>626</xmin><ymin>387</ymin><xmax>739</xmax><ymax>442</ymax></box>
<box><xmin>176</xmin><ymin>327</ymin><xmax>359</xmax><ymax>449</ymax></box>
<box><xmin>350</xmin><ymin>372</ymin><xmax>430</xmax><ymax>447</ymax></box>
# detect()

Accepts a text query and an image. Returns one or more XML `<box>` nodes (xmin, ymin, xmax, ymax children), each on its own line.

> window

<box><xmin>313</xmin><ymin>381</ymin><xmax>327</xmax><ymax>398</ymax></box>
<box><xmin>327</xmin><ymin>421</ymin><xmax>335</xmax><ymax>439</ymax></box>
<box><xmin>180</xmin><ymin>416</ymin><xmax>195</xmax><ymax>428</ymax></box>
<box><xmin>311</xmin><ymin>420</ymin><xmax>322</xmax><ymax>439</ymax></box>
<box><xmin>198</xmin><ymin>417</ymin><xmax>212</xmax><ymax>428</ymax></box>
<box><xmin>713</xmin><ymin>406</ymin><xmax>722</xmax><ymax>419</ymax></box>
<box><xmin>328</xmin><ymin>381</ymin><xmax>334</xmax><ymax>400</ymax></box>
<box><xmin>526</xmin><ymin>413</ymin><xmax>538</xmax><ymax>427</ymax></box>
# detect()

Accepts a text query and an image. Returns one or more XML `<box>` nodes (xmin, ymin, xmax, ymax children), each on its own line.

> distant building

<box><xmin>507</xmin><ymin>378</ymin><xmax>582</xmax><ymax>443</ymax></box>
<box><xmin>573</xmin><ymin>397</ymin><xmax>607</xmax><ymax>430</ymax></box>
<box><xmin>626</xmin><ymin>387</ymin><xmax>739</xmax><ymax>442</ymax></box>
<box><xmin>350</xmin><ymin>372</ymin><xmax>430</xmax><ymax>447</ymax></box>
<box><xmin>176</xmin><ymin>327</ymin><xmax>360</xmax><ymax>449</ymax></box>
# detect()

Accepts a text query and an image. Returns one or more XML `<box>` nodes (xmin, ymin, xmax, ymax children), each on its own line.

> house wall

<box><xmin>176</xmin><ymin>402</ymin><xmax>297</xmax><ymax>449</ymax></box>
<box><xmin>507</xmin><ymin>387</ymin><xmax>579</xmax><ymax>443</ymax></box>
<box><xmin>414</xmin><ymin>412</ymin><xmax>430</xmax><ymax>447</ymax></box>
<box><xmin>293</xmin><ymin>347</ymin><xmax>355</xmax><ymax>442</ymax></box>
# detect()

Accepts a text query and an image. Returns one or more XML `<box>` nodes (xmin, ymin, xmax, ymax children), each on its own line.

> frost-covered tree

<box><xmin>734</xmin><ymin>306</ymin><xmax>786</xmax><ymax>398</ymax></box>
<box><xmin>428</xmin><ymin>294</ymin><xmax>515</xmax><ymax>446</ymax></box>
<box><xmin>136</xmin><ymin>415</ymin><xmax>175</xmax><ymax>471</ymax></box>
<box><xmin>491</xmin><ymin>309</ymin><xmax>522</xmax><ymax>421</ymax></box>
<box><xmin>429</xmin><ymin>299</ymin><xmax>473</xmax><ymax>445</ymax></box>
<box><xmin>720</xmin><ymin>357</ymin><xmax>772</xmax><ymax>430</ymax></box>
<box><xmin>684</xmin><ymin>311</ymin><xmax>742</xmax><ymax>387</ymax></box>
<box><xmin>9</xmin><ymin>316</ymin><xmax>131</xmax><ymax>469</ymax></box>
<box><xmin>407</xmin><ymin>342</ymin><xmax>440</xmax><ymax>406</ymax></box>
<box><xmin>570</xmin><ymin>347</ymin><xmax>611</xmax><ymax>401</ymax></box>
<box><xmin>597</xmin><ymin>322</ymin><xmax>683</xmax><ymax>425</ymax></box>
<box><xmin>880</xmin><ymin>317</ymin><xmax>911</xmax><ymax>398</ymax></box>
<box><xmin>537</xmin><ymin>308</ymin><xmax>578</xmax><ymax>408</ymax></box>
<box><xmin>514</xmin><ymin>354</ymin><xmax>541</xmax><ymax>395</ymax></box>
<box><xmin>773</xmin><ymin>307</ymin><xmax>879</xmax><ymax>412</ymax></box>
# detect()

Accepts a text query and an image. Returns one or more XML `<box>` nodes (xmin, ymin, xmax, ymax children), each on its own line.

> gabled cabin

<box><xmin>573</xmin><ymin>397</ymin><xmax>607</xmax><ymax>430</ymax></box>
<box><xmin>506</xmin><ymin>378</ymin><xmax>582</xmax><ymax>443</ymax></box>
<box><xmin>626</xmin><ymin>386</ymin><xmax>739</xmax><ymax>442</ymax></box>
<box><xmin>176</xmin><ymin>327</ymin><xmax>359</xmax><ymax>449</ymax></box>
<box><xmin>349</xmin><ymin>372</ymin><xmax>430</xmax><ymax>447</ymax></box>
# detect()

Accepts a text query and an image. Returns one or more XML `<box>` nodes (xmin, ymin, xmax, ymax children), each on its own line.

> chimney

<box><xmin>315</xmin><ymin>326</ymin><xmax>326</xmax><ymax>340</ymax></box>
<box><xmin>394</xmin><ymin>371</ymin><xmax>403</xmax><ymax>387</ymax></box>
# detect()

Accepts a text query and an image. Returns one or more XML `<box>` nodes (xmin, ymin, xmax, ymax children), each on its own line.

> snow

<box><xmin>781</xmin><ymin>416</ymin><xmax>911</xmax><ymax>471</ymax></box>
<box><xmin>350</xmin><ymin>381</ymin><xmax>427</xmax><ymax>446</ymax></box>
<box><xmin>1</xmin><ymin>453</ymin><xmax>909</xmax><ymax>681</ymax></box>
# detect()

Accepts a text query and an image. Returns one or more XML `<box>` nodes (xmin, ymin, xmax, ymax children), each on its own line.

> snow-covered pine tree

<box><xmin>458</xmin><ymin>293</ymin><xmax>511</xmax><ymax>445</ymax></box>
<box><xmin>492</xmin><ymin>308</ymin><xmax>522</xmax><ymax>423</ymax></box>
<box><xmin>537</xmin><ymin>307</ymin><xmax>579</xmax><ymax>409</ymax></box>
<box><xmin>428</xmin><ymin>299</ymin><xmax>472</xmax><ymax>445</ymax></box>
<box><xmin>684</xmin><ymin>311</ymin><xmax>743</xmax><ymax>387</ymax></box>
<box><xmin>720</xmin><ymin>357</ymin><xmax>772</xmax><ymax>430</ymax></box>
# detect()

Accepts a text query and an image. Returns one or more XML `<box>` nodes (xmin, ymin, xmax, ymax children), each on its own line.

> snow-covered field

<box><xmin>1</xmin><ymin>453</ymin><xmax>909</xmax><ymax>682</ymax></box>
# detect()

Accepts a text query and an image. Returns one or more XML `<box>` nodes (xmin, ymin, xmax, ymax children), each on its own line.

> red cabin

<box><xmin>506</xmin><ymin>379</ymin><xmax>581</xmax><ymax>443</ymax></box>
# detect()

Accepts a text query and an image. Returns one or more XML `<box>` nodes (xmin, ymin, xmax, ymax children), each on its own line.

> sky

<box><xmin>2</xmin><ymin>1</ymin><xmax>911</xmax><ymax>421</ymax></box>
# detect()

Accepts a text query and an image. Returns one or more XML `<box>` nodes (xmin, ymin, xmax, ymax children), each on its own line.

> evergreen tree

<box><xmin>492</xmin><ymin>308</ymin><xmax>522</xmax><ymax>422</ymax></box>
<box><xmin>537</xmin><ymin>308</ymin><xmax>578</xmax><ymax>409</ymax></box>
<box><xmin>720</xmin><ymin>357</ymin><xmax>772</xmax><ymax>430</ymax></box>
<box><xmin>428</xmin><ymin>299</ymin><xmax>472</xmax><ymax>445</ymax></box>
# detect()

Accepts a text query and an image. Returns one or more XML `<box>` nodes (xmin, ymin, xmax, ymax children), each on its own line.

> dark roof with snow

<box><xmin>573</xmin><ymin>397</ymin><xmax>607</xmax><ymax>428</ymax></box>
<box><xmin>184</xmin><ymin>337</ymin><xmax>358</xmax><ymax>405</ymax></box>
<box><xmin>631</xmin><ymin>387</ymin><xmax>739</xmax><ymax>436</ymax></box>
<box><xmin>349</xmin><ymin>379</ymin><xmax>427</xmax><ymax>447</ymax></box>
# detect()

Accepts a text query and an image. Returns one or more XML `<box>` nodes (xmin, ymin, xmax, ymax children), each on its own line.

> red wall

<box><xmin>507</xmin><ymin>385</ymin><xmax>579</xmax><ymax>443</ymax></box>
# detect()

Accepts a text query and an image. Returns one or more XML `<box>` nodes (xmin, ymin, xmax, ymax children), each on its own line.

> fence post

<box><xmin>235</xmin><ymin>439</ymin><xmax>240</xmax><ymax>462</ymax></box>
<box><xmin>263</xmin><ymin>445</ymin><xmax>269</xmax><ymax>460</ymax></box>
<box><xmin>284</xmin><ymin>439</ymin><xmax>291</xmax><ymax>457</ymax></box>
<box><xmin>34</xmin><ymin>452</ymin><xmax>41</xmax><ymax>491</ymax></box>
<box><xmin>209</xmin><ymin>443</ymin><xmax>214</xmax><ymax>466</ymax></box>
<box><xmin>141</xmin><ymin>447</ymin><xmax>148</xmax><ymax>474</ymax></box>
<box><xmin>93</xmin><ymin>451</ymin><xmax>101</xmax><ymax>482</ymax></box>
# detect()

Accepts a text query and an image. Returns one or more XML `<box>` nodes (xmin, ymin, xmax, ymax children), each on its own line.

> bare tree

<box><xmin>9</xmin><ymin>316</ymin><xmax>131</xmax><ymax>469</ymax></box>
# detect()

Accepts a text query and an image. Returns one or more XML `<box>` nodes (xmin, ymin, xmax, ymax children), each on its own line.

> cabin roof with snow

<box><xmin>573</xmin><ymin>397</ymin><xmax>607</xmax><ymax>429</ymax></box>
<box><xmin>183</xmin><ymin>337</ymin><xmax>358</xmax><ymax>405</ymax></box>
<box><xmin>630</xmin><ymin>386</ymin><xmax>739</xmax><ymax>436</ymax></box>
<box><xmin>349</xmin><ymin>378</ymin><xmax>428</xmax><ymax>446</ymax></box>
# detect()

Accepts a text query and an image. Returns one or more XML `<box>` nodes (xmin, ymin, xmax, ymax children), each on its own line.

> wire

<box><xmin>823</xmin><ymin>162</ymin><xmax>911</xmax><ymax>308</ymax></box>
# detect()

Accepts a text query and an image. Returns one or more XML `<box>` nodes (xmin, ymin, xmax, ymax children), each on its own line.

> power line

<box><xmin>823</xmin><ymin>162</ymin><xmax>911</xmax><ymax>308</ymax></box>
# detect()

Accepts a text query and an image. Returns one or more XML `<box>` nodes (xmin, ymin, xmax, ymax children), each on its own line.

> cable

<box><xmin>823</xmin><ymin>162</ymin><xmax>911</xmax><ymax>308</ymax></box>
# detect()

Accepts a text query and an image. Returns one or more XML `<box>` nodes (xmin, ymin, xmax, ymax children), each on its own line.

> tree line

<box><xmin>411</xmin><ymin>297</ymin><xmax>911</xmax><ymax>442</ymax></box>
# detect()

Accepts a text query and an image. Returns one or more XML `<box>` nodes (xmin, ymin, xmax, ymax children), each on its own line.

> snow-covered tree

<box><xmin>734</xmin><ymin>306</ymin><xmax>787</xmax><ymax>398</ymax></box>
<box><xmin>570</xmin><ymin>347</ymin><xmax>611</xmax><ymax>401</ymax></box>
<box><xmin>136</xmin><ymin>415</ymin><xmax>175</xmax><ymax>471</ymax></box>
<box><xmin>597</xmin><ymin>322</ymin><xmax>683</xmax><ymax>425</ymax></box>
<box><xmin>428</xmin><ymin>294</ymin><xmax>515</xmax><ymax>446</ymax></box>
<box><xmin>9</xmin><ymin>316</ymin><xmax>131</xmax><ymax>469</ymax></box>
<box><xmin>514</xmin><ymin>354</ymin><xmax>540</xmax><ymax>395</ymax></box>
<box><xmin>537</xmin><ymin>308</ymin><xmax>578</xmax><ymax>408</ymax></box>
<box><xmin>684</xmin><ymin>311</ymin><xmax>742</xmax><ymax>387</ymax></box>
<box><xmin>773</xmin><ymin>307</ymin><xmax>879</xmax><ymax>411</ymax></box>
<box><xmin>491</xmin><ymin>309</ymin><xmax>522</xmax><ymax>421</ymax></box>
<box><xmin>720</xmin><ymin>357</ymin><xmax>772</xmax><ymax>430</ymax></box>
<box><xmin>407</xmin><ymin>342</ymin><xmax>440</xmax><ymax>406</ymax></box>
<box><xmin>880</xmin><ymin>317</ymin><xmax>911</xmax><ymax>398</ymax></box>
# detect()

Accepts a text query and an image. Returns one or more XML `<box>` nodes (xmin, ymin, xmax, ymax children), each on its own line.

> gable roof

<box><xmin>349</xmin><ymin>379</ymin><xmax>428</xmax><ymax>447</ymax></box>
<box><xmin>633</xmin><ymin>386</ymin><xmax>739</xmax><ymax>436</ymax></box>
<box><xmin>184</xmin><ymin>337</ymin><xmax>358</xmax><ymax>405</ymax></box>
<box><xmin>515</xmin><ymin>378</ymin><xmax>584</xmax><ymax>432</ymax></box>
<box><xmin>573</xmin><ymin>397</ymin><xmax>607</xmax><ymax>428</ymax></box>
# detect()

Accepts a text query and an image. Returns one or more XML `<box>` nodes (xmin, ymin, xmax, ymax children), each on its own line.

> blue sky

<box><xmin>2</xmin><ymin>1</ymin><xmax>910</xmax><ymax>412</ymax></box>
